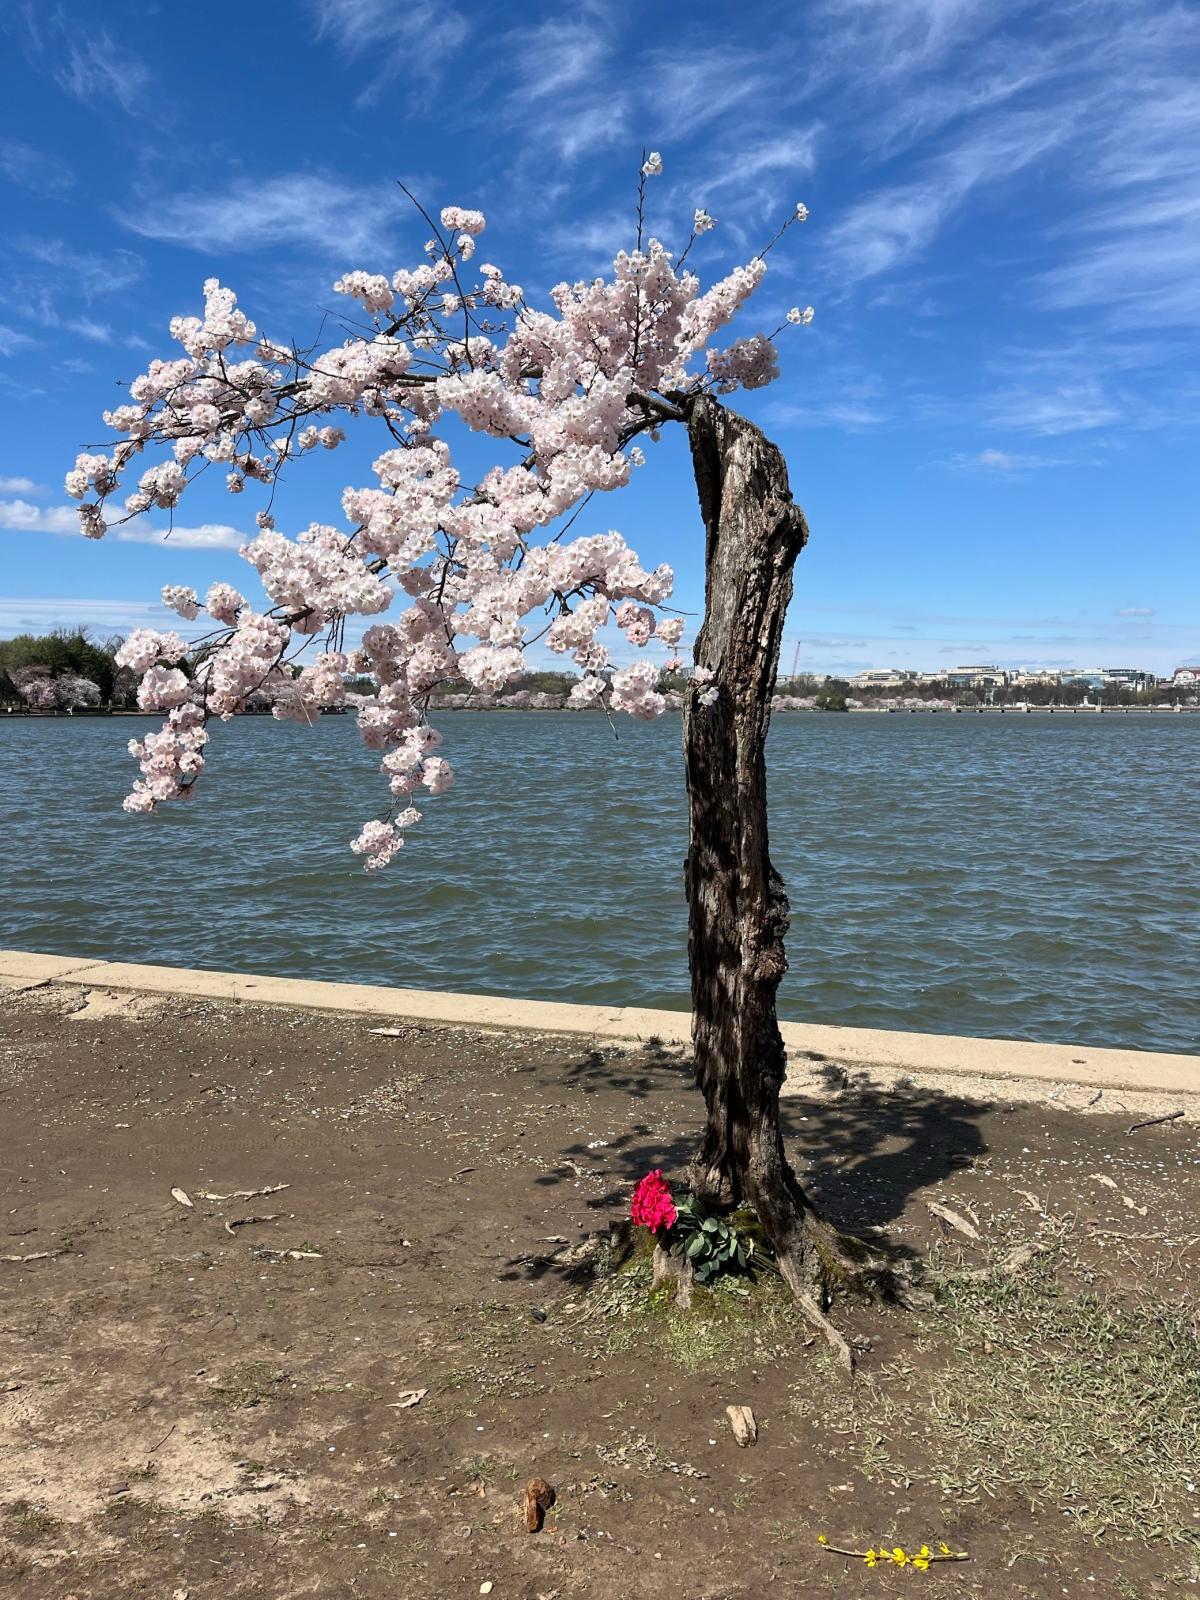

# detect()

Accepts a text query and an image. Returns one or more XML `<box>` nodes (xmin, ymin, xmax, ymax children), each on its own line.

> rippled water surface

<box><xmin>2</xmin><ymin>711</ymin><xmax>1197</xmax><ymax>1052</ymax></box>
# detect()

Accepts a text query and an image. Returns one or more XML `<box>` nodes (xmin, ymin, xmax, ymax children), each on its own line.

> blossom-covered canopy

<box><xmin>73</xmin><ymin>160</ymin><xmax>812</xmax><ymax>866</ymax></box>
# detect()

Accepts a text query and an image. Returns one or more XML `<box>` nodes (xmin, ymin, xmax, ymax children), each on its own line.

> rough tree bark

<box><xmin>682</xmin><ymin>395</ymin><xmax>893</xmax><ymax>1367</ymax></box>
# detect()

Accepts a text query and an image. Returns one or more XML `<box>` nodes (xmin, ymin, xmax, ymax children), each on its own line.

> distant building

<box><xmin>946</xmin><ymin>664</ymin><xmax>1010</xmax><ymax>689</ymax></box>
<box><xmin>1103</xmin><ymin>667</ymin><xmax>1154</xmax><ymax>691</ymax></box>
<box><xmin>1172</xmin><ymin>666</ymin><xmax>1200</xmax><ymax>685</ymax></box>
<box><xmin>850</xmin><ymin>669</ymin><xmax>916</xmax><ymax>689</ymax></box>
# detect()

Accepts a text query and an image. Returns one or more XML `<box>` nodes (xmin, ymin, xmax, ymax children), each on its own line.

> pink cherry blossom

<box><xmin>75</xmin><ymin>170</ymin><xmax>812</xmax><ymax>864</ymax></box>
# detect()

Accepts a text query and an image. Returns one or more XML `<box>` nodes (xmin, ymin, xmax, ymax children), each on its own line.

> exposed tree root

<box><xmin>772</xmin><ymin>1209</ymin><xmax>929</xmax><ymax>1374</ymax></box>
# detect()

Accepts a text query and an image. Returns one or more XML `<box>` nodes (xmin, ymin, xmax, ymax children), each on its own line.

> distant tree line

<box><xmin>773</xmin><ymin>674</ymin><xmax>1198</xmax><ymax>710</ymax></box>
<box><xmin>0</xmin><ymin>629</ymin><xmax>137</xmax><ymax>712</ymax></box>
<box><xmin>3</xmin><ymin>636</ymin><xmax>1193</xmax><ymax>715</ymax></box>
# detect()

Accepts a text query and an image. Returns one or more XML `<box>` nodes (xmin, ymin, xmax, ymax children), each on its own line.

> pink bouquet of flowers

<box><xmin>630</xmin><ymin>1169</ymin><xmax>678</xmax><ymax>1234</ymax></box>
<box><xmin>630</xmin><ymin>1169</ymin><xmax>754</xmax><ymax>1284</ymax></box>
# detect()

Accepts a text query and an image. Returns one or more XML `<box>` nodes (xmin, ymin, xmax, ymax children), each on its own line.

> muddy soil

<box><xmin>1</xmin><ymin>983</ymin><xmax>1197</xmax><ymax>1598</ymax></box>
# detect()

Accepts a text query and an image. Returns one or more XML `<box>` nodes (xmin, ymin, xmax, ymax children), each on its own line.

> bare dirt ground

<box><xmin>1</xmin><ymin>982</ymin><xmax>1197</xmax><ymax>1600</ymax></box>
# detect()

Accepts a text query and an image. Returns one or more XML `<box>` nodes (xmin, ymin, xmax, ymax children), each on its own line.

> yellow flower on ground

<box><xmin>919</xmin><ymin>1546</ymin><xmax>930</xmax><ymax>1558</ymax></box>
<box><xmin>864</xmin><ymin>1550</ymin><xmax>878</xmax><ymax>1568</ymax></box>
<box><xmin>938</xmin><ymin>1542</ymin><xmax>951</xmax><ymax>1554</ymax></box>
<box><xmin>892</xmin><ymin>1547</ymin><xmax>909</xmax><ymax>1566</ymax></box>
<box><xmin>913</xmin><ymin>1557</ymin><xmax>930</xmax><ymax>1570</ymax></box>
<box><xmin>816</xmin><ymin>1534</ymin><xmax>827</xmax><ymax>1544</ymax></box>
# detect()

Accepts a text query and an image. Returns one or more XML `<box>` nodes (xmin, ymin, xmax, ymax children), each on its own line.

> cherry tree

<box><xmin>15</xmin><ymin>669</ymin><xmax>102</xmax><ymax>711</ymax></box>
<box><xmin>72</xmin><ymin>157</ymin><xmax>893</xmax><ymax>1355</ymax></box>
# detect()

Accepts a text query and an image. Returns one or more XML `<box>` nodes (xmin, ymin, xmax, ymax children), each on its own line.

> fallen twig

<box><xmin>251</xmin><ymin>1246</ymin><xmax>322</xmax><ymax>1261</ymax></box>
<box><xmin>1</xmin><ymin>1249</ymin><xmax>69</xmax><ymax>1264</ymax></box>
<box><xmin>224</xmin><ymin>1213</ymin><xmax>282</xmax><ymax>1236</ymax></box>
<box><xmin>198</xmin><ymin>1183</ymin><xmax>290</xmax><ymax>1202</ymax></box>
<box><xmin>1126</xmin><ymin>1110</ymin><xmax>1185</xmax><ymax>1134</ymax></box>
<box><xmin>818</xmin><ymin>1536</ymin><xmax>969</xmax><ymax>1566</ymax></box>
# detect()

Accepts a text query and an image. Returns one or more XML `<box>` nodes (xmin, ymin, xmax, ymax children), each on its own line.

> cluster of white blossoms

<box><xmin>73</xmin><ymin>160</ymin><xmax>813</xmax><ymax>863</ymax></box>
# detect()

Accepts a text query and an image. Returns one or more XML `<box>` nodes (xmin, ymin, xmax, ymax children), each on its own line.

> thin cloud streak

<box><xmin>119</xmin><ymin>174</ymin><xmax>406</xmax><ymax>259</ymax></box>
<box><xmin>0</xmin><ymin>498</ymin><xmax>248</xmax><ymax>549</ymax></box>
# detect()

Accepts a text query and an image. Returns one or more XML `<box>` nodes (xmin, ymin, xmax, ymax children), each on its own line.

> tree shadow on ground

<box><xmin>501</xmin><ymin>1043</ymin><xmax>990</xmax><ymax>1285</ymax></box>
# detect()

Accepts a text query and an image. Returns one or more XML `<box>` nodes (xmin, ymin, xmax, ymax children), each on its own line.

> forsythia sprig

<box><xmin>816</xmin><ymin>1533</ymin><xmax>969</xmax><ymax>1569</ymax></box>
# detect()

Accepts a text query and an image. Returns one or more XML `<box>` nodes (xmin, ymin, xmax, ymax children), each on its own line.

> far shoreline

<box><xmin>4</xmin><ymin>704</ymin><xmax>1199</xmax><ymax>721</ymax></box>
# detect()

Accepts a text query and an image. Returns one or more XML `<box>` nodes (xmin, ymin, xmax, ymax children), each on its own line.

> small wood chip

<box><xmin>368</xmin><ymin>1027</ymin><xmax>405</xmax><ymax>1037</ymax></box>
<box><xmin>726</xmin><ymin>1404</ymin><xmax>758</xmax><ymax>1447</ymax></box>
<box><xmin>170</xmin><ymin>1187</ymin><xmax>194</xmax><ymax>1209</ymax></box>
<box><xmin>1</xmin><ymin>1250</ymin><xmax>68</xmax><ymax>1264</ymax></box>
<box><xmin>925</xmin><ymin>1200</ymin><xmax>980</xmax><ymax>1240</ymax></box>
<box><xmin>386</xmin><ymin>1388</ymin><xmax>428</xmax><ymax>1410</ymax></box>
<box><xmin>1092</xmin><ymin>1174</ymin><xmax>1118</xmax><ymax>1189</ymax></box>
<box><xmin>523</xmin><ymin>1476</ymin><xmax>556</xmax><ymax>1532</ymax></box>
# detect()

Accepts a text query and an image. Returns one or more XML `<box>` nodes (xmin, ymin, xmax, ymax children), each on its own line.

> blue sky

<box><xmin>0</xmin><ymin>0</ymin><xmax>1197</xmax><ymax>676</ymax></box>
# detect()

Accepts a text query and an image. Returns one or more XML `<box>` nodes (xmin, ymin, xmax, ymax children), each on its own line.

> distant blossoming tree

<box><xmin>73</xmin><ymin>157</ymin><xmax>891</xmax><ymax>1355</ymax></box>
<box><xmin>16</xmin><ymin>669</ymin><xmax>102</xmax><ymax>711</ymax></box>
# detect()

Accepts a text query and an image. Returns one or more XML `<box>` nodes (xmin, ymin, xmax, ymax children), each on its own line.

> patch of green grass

<box><xmin>799</xmin><ymin>1251</ymin><xmax>1200</xmax><ymax>1549</ymax></box>
<box><xmin>460</xmin><ymin>1454</ymin><xmax>496</xmax><ymax>1483</ymax></box>
<box><xmin>588</xmin><ymin>1257</ymin><xmax>801</xmax><ymax>1372</ymax></box>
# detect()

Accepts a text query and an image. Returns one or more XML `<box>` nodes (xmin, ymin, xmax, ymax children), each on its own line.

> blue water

<box><xmin>1</xmin><ymin>711</ymin><xmax>1197</xmax><ymax>1053</ymax></box>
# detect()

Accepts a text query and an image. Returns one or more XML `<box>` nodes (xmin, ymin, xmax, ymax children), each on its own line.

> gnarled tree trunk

<box><xmin>682</xmin><ymin>396</ymin><xmax>885</xmax><ymax>1364</ymax></box>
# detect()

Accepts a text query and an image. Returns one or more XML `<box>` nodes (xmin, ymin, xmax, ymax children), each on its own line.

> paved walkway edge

<box><xmin>2</xmin><ymin>948</ymin><xmax>1197</xmax><ymax>1101</ymax></box>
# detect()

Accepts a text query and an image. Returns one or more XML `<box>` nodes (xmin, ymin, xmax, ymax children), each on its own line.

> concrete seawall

<box><xmin>3</xmin><ymin>948</ymin><xmax>1197</xmax><ymax>1115</ymax></box>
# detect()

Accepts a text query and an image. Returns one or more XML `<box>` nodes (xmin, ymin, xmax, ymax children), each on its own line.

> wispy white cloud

<box><xmin>0</xmin><ymin>475</ymin><xmax>42</xmax><ymax>493</ymax></box>
<box><xmin>0</xmin><ymin>498</ymin><xmax>247</xmax><ymax>549</ymax></box>
<box><xmin>120</xmin><ymin>173</ymin><xmax>405</xmax><ymax>259</ymax></box>
<box><xmin>1037</xmin><ymin>84</ymin><xmax>1200</xmax><ymax>328</ymax></box>
<box><xmin>946</xmin><ymin>447</ymin><xmax>1069</xmax><ymax>471</ymax></box>
<box><xmin>307</xmin><ymin>0</ymin><xmax>469</xmax><ymax>101</ymax></box>
<box><xmin>1117</xmin><ymin>606</ymin><xmax>1155</xmax><ymax>618</ymax></box>
<box><xmin>0</xmin><ymin>139</ymin><xmax>74</xmax><ymax>195</ymax></box>
<box><xmin>702</xmin><ymin>132</ymin><xmax>820</xmax><ymax>196</ymax></box>
<box><xmin>54</xmin><ymin>30</ymin><xmax>150</xmax><ymax>115</ymax></box>
<box><xmin>818</xmin><ymin>0</ymin><xmax>997</xmax><ymax>84</ymax></box>
<box><xmin>516</xmin><ymin>14</ymin><xmax>613</xmax><ymax>99</ymax></box>
<box><xmin>0</xmin><ymin>596</ymin><xmax>174</xmax><ymax>638</ymax></box>
<box><xmin>822</xmin><ymin>109</ymin><xmax>1068</xmax><ymax>284</ymax></box>
<box><xmin>765</xmin><ymin>399</ymin><xmax>886</xmax><ymax>430</ymax></box>
<box><xmin>113</xmin><ymin>522</ymin><xmax>248</xmax><ymax>551</ymax></box>
<box><xmin>0</xmin><ymin>498</ymin><xmax>78</xmax><ymax>534</ymax></box>
<box><xmin>65</xmin><ymin>317</ymin><xmax>114</xmax><ymax>344</ymax></box>
<box><xmin>0</xmin><ymin>325</ymin><xmax>34</xmax><ymax>358</ymax></box>
<box><xmin>644</xmin><ymin>48</ymin><xmax>772</xmax><ymax>137</ymax></box>
<box><xmin>987</xmin><ymin>380</ymin><xmax>1123</xmax><ymax>436</ymax></box>
<box><xmin>16</xmin><ymin>238</ymin><xmax>144</xmax><ymax>301</ymax></box>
